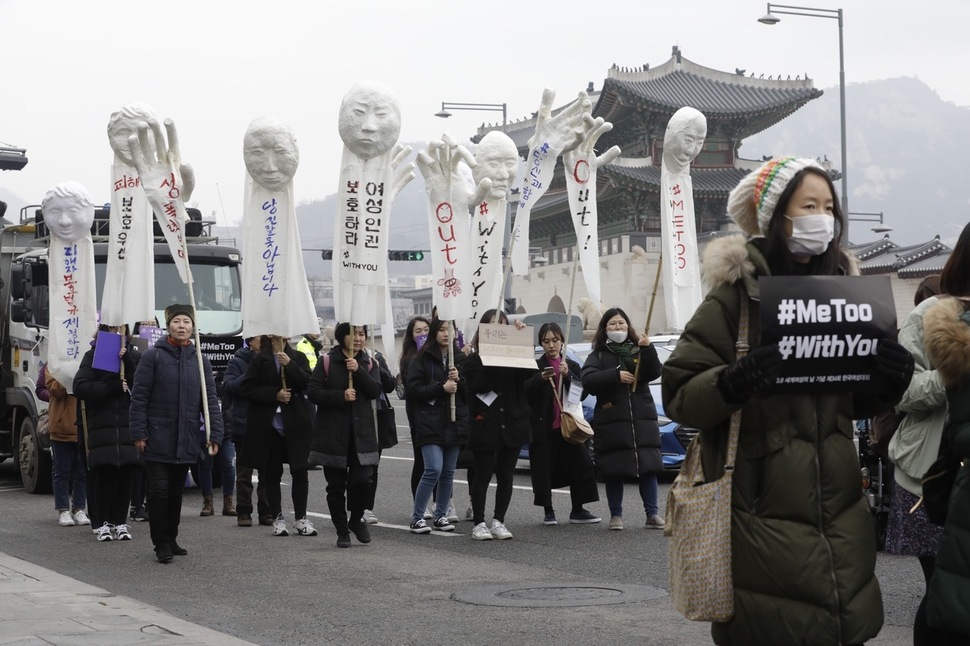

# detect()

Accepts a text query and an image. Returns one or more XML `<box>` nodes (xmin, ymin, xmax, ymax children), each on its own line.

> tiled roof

<box><xmin>602</xmin><ymin>164</ymin><xmax>750</xmax><ymax>195</ymax></box>
<box><xmin>858</xmin><ymin>237</ymin><xmax>949</xmax><ymax>274</ymax></box>
<box><xmin>898</xmin><ymin>251</ymin><xmax>951</xmax><ymax>278</ymax></box>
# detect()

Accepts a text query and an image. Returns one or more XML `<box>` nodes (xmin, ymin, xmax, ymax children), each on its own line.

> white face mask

<box><xmin>785</xmin><ymin>214</ymin><xmax>835</xmax><ymax>256</ymax></box>
<box><xmin>607</xmin><ymin>330</ymin><xmax>628</xmax><ymax>343</ymax></box>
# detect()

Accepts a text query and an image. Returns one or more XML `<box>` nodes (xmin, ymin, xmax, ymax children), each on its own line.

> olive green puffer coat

<box><xmin>661</xmin><ymin>236</ymin><xmax>893</xmax><ymax>646</ymax></box>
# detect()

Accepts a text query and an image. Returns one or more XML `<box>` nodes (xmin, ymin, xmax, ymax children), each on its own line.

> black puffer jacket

<box><xmin>405</xmin><ymin>344</ymin><xmax>468</xmax><ymax>447</ymax></box>
<box><xmin>581</xmin><ymin>342</ymin><xmax>662</xmax><ymax>479</ymax></box>
<box><xmin>222</xmin><ymin>346</ymin><xmax>254</xmax><ymax>443</ymax></box>
<box><xmin>307</xmin><ymin>347</ymin><xmax>381</xmax><ymax>468</ymax></box>
<box><xmin>462</xmin><ymin>352</ymin><xmax>540</xmax><ymax>451</ymax></box>
<box><xmin>72</xmin><ymin>341</ymin><xmax>140</xmax><ymax>469</ymax></box>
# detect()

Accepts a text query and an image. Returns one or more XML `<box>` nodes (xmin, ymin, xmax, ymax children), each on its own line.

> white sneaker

<box><xmin>464</xmin><ymin>507</ymin><xmax>474</xmax><ymax>522</ymax></box>
<box><xmin>423</xmin><ymin>506</ymin><xmax>433</xmax><ymax>520</ymax></box>
<box><xmin>72</xmin><ymin>510</ymin><xmax>90</xmax><ymax>526</ymax></box>
<box><xmin>272</xmin><ymin>514</ymin><xmax>289</xmax><ymax>537</ymax></box>
<box><xmin>490</xmin><ymin>519</ymin><xmax>513</xmax><ymax>540</ymax></box>
<box><xmin>114</xmin><ymin>524</ymin><xmax>132</xmax><ymax>540</ymax></box>
<box><xmin>445</xmin><ymin>505</ymin><xmax>459</xmax><ymax>523</ymax></box>
<box><xmin>471</xmin><ymin>522</ymin><xmax>493</xmax><ymax>541</ymax></box>
<box><xmin>58</xmin><ymin>510</ymin><xmax>75</xmax><ymax>527</ymax></box>
<box><xmin>294</xmin><ymin>518</ymin><xmax>318</xmax><ymax>536</ymax></box>
<box><xmin>362</xmin><ymin>509</ymin><xmax>379</xmax><ymax>525</ymax></box>
<box><xmin>96</xmin><ymin>523</ymin><xmax>113</xmax><ymax>542</ymax></box>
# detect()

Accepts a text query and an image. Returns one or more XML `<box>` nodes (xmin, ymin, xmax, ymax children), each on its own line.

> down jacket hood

<box><xmin>924</xmin><ymin>297</ymin><xmax>970</xmax><ymax>387</ymax></box>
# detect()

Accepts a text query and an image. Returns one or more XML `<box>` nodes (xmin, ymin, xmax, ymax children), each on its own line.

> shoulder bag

<box><xmin>664</xmin><ymin>290</ymin><xmax>749</xmax><ymax>622</ymax></box>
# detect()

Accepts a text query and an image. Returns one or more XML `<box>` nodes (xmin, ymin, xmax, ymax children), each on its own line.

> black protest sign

<box><xmin>759</xmin><ymin>276</ymin><xmax>897</xmax><ymax>394</ymax></box>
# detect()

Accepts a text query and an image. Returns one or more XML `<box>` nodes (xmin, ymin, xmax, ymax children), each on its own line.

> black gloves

<box><xmin>874</xmin><ymin>338</ymin><xmax>914</xmax><ymax>393</ymax></box>
<box><xmin>717</xmin><ymin>344</ymin><xmax>783</xmax><ymax>405</ymax></box>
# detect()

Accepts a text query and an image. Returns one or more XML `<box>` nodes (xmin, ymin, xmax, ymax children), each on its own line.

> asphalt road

<box><xmin>0</xmin><ymin>408</ymin><xmax>922</xmax><ymax>645</ymax></box>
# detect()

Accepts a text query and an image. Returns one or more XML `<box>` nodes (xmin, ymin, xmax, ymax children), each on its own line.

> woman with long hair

<box><xmin>581</xmin><ymin>308</ymin><xmax>662</xmax><ymax>531</ymax></box>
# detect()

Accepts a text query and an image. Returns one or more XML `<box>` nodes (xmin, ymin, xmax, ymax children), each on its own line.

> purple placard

<box><xmin>92</xmin><ymin>331</ymin><xmax>123</xmax><ymax>373</ymax></box>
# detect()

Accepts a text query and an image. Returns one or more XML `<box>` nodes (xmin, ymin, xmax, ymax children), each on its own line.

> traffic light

<box><xmin>388</xmin><ymin>250</ymin><xmax>425</xmax><ymax>261</ymax></box>
<box><xmin>321</xmin><ymin>250</ymin><xmax>334</xmax><ymax>260</ymax></box>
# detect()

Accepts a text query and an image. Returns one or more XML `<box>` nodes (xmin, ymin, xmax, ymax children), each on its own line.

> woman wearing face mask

<box><xmin>581</xmin><ymin>308</ymin><xmax>663</xmax><ymax>531</ymax></box>
<box><xmin>661</xmin><ymin>157</ymin><xmax>913</xmax><ymax>645</ymax></box>
<box><xmin>399</xmin><ymin>316</ymin><xmax>432</xmax><ymax>501</ymax></box>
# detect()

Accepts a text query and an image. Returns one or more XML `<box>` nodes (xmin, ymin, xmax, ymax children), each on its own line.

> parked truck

<box><xmin>1</xmin><ymin>205</ymin><xmax>243</xmax><ymax>493</ymax></box>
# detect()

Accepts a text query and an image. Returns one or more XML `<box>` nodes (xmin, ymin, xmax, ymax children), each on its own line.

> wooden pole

<box><xmin>448</xmin><ymin>320</ymin><xmax>456</xmax><ymax>422</ymax></box>
<box><xmin>632</xmin><ymin>252</ymin><xmax>662</xmax><ymax>393</ymax></box>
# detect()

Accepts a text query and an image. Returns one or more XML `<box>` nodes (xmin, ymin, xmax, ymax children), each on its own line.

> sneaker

<box><xmin>272</xmin><ymin>514</ymin><xmax>289</xmax><ymax>537</ymax></box>
<box><xmin>58</xmin><ymin>510</ymin><xmax>75</xmax><ymax>527</ymax></box>
<box><xmin>608</xmin><ymin>516</ymin><xmax>624</xmax><ymax>531</ymax></box>
<box><xmin>423</xmin><ymin>507</ymin><xmax>433</xmax><ymax>520</ymax></box>
<box><xmin>72</xmin><ymin>509</ymin><xmax>90</xmax><ymax>526</ymax></box>
<box><xmin>294</xmin><ymin>518</ymin><xmax>318</xmax><ymax>536</ymax></box>
<box><xmin>490</xmin><ymin>519</ymin><xmax>513</xmax><ymax>540</ymax></box>
<box><xmin>130</xmin><ymin>506</ymin><xmax>149</xmax><ymax>522</ymax></box>
<box><xmin>237</xmin><ymin>514</ymin><xmax>253</xmax><ymax>527</ymax></box>
<box><xmin>349</xmin><ymin>520</ymin><xmax>371</xmax><ymax>544</ymax></box>
<box><xmin>569</xmin><ymin>509</ymin><xmax>602</xmax><ymax>524</ymax></box>
<box><xmin>543</xmin><ymin>512</ymin><xmax>558</xmax><ymax>526</ymax></box>
<box><xmin>114</xmin><ymin>524</ymin><xmax>132</xmax><ymax>540</ymax></box>
<box><xmin>336</xmin><ymin>532</ymin><xmax>352</xmax><ymax>548</ymax></box>
<box><xmin>465</xmin><ymin>506</ymin><xmax>474</xmax><ymax>522</ymax></box>
<box><xmin>433</xmin><ymin>517</ymin><xmax>455</xmax><ymax>532</ymax></box>
<box><xmin>409</xmin><ymin>519</ymin><xmax>431</xmax><ymax>535</ymax></box>
<box><xmin>362</xmin><ymin>509</ymin><xmax>379</xmax><ymax>525</ymax></box>
<box><xmin>471</xmin><ymin>522</ymin><xmax>493</xmax><ymax>541</ymax></box>
<box><xmin>96</xmin><ymin>523</ymin><xmax>113</xmax><ymax>542</ymax></box>
<box><xmin>646</xmin><ymin>514</ymin><xmax>666</xmax><ymax>530</ymax></box>
<box><xmin>445</xmin><ymin>506</ymin><xmax>460</xmax><ymax>523</ymax></box>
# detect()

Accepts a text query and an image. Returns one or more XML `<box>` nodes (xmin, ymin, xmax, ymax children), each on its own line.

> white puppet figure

<box><xmin>43</xmin><ymin>182</ymin><xmax>98</xmax><ymax>392</ymax></box>
<box><xmin>333</xmin><ymin>81</ymin><xmax>414</xmax><ymax>374</ymax></box>
<box><xmin>466</xmin><ymin>131</ymin><xmax>517</xmax><ymax>331</ymax></box>
<box><xmin>659</xmin><ymin>106</ymin><xmax>708</xmax><ymax>331</ymax></box>
<box><xmin>417</xmin><ymin>134</ymin><xmax>491</xmax><ymax>322</ymax></box>
<box><xmin>240</xmin><ymin>117</ymin><xmax>319</xmax><ymax>338</ymax></box>
<box><xmin>510</xmin><ymin>89</ymin><xmax>591</xmax><ymax>276</ymax></box>
<box><xmin>563</xmin><ymin>116</ymin><xmax>621</xmax><ymax>307</ymax></box>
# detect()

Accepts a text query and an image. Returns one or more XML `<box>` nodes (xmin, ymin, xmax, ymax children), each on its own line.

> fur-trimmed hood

<box><xmin>701</xmin><ymin>235</ymin><xmax>861</xmax><ymax>295</ymax></box>
<box><xmin>924</xmin><ymin>297</ymin><xmax>970</xmax><ymax>387</ymax></box>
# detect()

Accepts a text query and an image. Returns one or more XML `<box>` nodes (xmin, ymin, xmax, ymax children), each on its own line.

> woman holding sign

<box><xmin>661</xmin><ymin>157</ymin><xmax>914</xmax><ymax>645</ymax></box>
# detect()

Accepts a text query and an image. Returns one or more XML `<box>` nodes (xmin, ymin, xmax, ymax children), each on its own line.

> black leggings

<box><xmin>265</xmin><ymin>432</ymin><xmax>309</xmax><ymax>520</ymax></box>
<box><xmin>471</xmin><ymin>446</ymin><xmax>519</xmax><ymax>525</ymax></box>
<box><xmin>91</xmin><ymin>465</ymin><xmax>134</xmax><ymax>527</ymax></box>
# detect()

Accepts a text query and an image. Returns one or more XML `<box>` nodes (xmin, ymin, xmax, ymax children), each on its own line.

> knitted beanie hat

<box><xmin>727</xmin><ymin>156</ymin><xmax>824</xmax><ymax>236</ymax></box>
<box><xmin>164</xmin><ymin>303</ymin><xmax>195</xmax><ymax>327</ymax></box>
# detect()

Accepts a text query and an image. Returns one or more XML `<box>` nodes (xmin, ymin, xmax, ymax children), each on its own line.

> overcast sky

<box><xmin>2</xmin><ymin>0</ymin><xmax>968</xmax><ymax>233</ymax></box>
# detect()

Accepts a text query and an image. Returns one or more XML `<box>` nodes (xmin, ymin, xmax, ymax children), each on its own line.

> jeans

<box><xmin>471</xmin><ymin>446</ymin><xmax>519</xmax><ymax>525</ymax></box>
<box><xmin>412</xmin><ymin>444</ymin><xmax>460</xmax><ymax>523</ymax></box>
<box><xmin>91</xmin><ymin>465</ymin><xmax>134</xmax><ymax>526</ymax></box>
<box><xmin>199</xmin><ymin>438</ymin><xmax>236</xmax><ymax>497</ymax></box>
<box><xmin>235</xmin><ymin>465</ymin><xmax>269</xmax><ymax>517</ymax></box>
<box><xmin>605</xmin><ymin>473</ymin><xmax>659</xmax><ymax>518</ymax></box>
<box><xmin>144</xmin><ymin>461</ymin><xmax>190</xmax><ymax>550</ymax></box>
<box><xmin>51</xmin><ymin>440</ymin><xmax>86</xmax><ymax>512</ymax></box>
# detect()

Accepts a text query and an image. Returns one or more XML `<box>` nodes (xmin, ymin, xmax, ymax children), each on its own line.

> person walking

<box><xmin>238</xmin><ymin>334</ymin><xmax>314</xmax><ymax>537</ymax></box>
<box><xmin>529</xmin><ymin>322</ymin><xmax>599</xmax><ymax>526</ymax></box>
<box><xmin>40</xmin><ymin>364</ymin><xmax>89</xmax><ymax>529</ymax></box>
<box><xmin>404</xmin><ymin>317</ymin><xmax>468</xmax><ymax>534</ymax></box>
<box><xmin>661</xmin><ymin>157</ymin><xmax>913</xmax><ymax>645</ymax></box>
<box><xmin>130</xmin><ymin>304</ymin><xmax>224</xmax><ymax>563</ymax></box>
<box><xmin>307</xmin><ymin>323</ymin><xmax>381</xmax><ymax>548</ymax></box>
<box><xmin>73</xmin><ymin>324</ymin><xmax>140</xmax><ymax>541</ymax></box>
<box><xmin>361</xmin><ymin>349</ymin><xmax>398</xmax><ymax>525</ymax></box>
<box><xmin>580</xmin><ymin>308</ymin><xmax>662</xmax><ymax>531</ymax></box>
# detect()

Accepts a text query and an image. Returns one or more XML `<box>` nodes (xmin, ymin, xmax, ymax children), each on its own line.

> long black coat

<box><xmin>462</xmin><ymin>352</ymin><xmax>541</xmax><ymax>452</ymax></box>
<box><xmin>307</xmin><ymin>347</ymin><xmax>381</xmax><ymax>468</ymax></box>
<box><xmin>129</xmin><ymin>338</ymin><xmax>225</xmax><ymax>464</ymax></box>
<box><xmin>581</xmin><ymin>342</ymin><xmax>662</xmax><ymax>479</ymax></box>
<box><xmin>237</xmin><ymin>346</ymin><xmax>312</xmax><ymax>470</ymax></box>
<box><xmin>222</xmin><ymin>346</ymin><xmax>254</xmax><ymax>443</ymax></box>
<box><xmin>405</xmin><ymin>345</ymin><xmax>468</xmax><ymax>448</ymax></box>
<box><xmin>529</xmin><ymin>354</ymin><xmax>598</xmax><ymax>506</ymax></box>
<box><xmin>73</xmin><ymin>341</ymin><xmax>140</xmax><ymax>469</ymax></box>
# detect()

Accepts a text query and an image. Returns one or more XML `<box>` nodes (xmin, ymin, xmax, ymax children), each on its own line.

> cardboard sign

<box><xmin>760</xmin><ymin>276</ymin><xmax>897</xmax><ymax>394</ymax></box>
<box><xmin>92</xmin><ymin>331</ymin><xmax>123</xmax><ymax>373</ymax></box>
<box><xmin>477</xmin><ymin>324</ymin><xmax>537</xmax><ymax>369</ymax></box>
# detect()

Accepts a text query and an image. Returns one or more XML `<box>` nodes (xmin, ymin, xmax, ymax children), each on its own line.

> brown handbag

<box><xmin>551</xmin><ymin>379</ymin><xmax>593</xmax><ymax>444</ymax></box>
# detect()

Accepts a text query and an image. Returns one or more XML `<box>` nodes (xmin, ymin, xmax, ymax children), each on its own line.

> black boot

<box><xmin>336</xmin><ymin>532</ymin><xmax>351</xmax><ymax>548</ymax></box>
<box><xmin>348</xmin><ymin>518</ymin><xmax>371</xmax><ymax>544</ymax></box>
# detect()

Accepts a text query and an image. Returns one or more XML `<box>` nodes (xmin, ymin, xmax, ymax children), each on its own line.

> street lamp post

<box><xmin>848</xmin><ymin>211</ymin><xmax>891</xmax><ymax>235</ymax></box>
<box><xmin>759</xmin><ymin>3</ymin><xmax>848</xmax><ymax>238</ymax></box>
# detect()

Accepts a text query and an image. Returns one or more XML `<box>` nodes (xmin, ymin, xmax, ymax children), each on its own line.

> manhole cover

<box><xmin>452</xmin><ymin>582</ymin><xmax>666</xmax><ymax>607</ymax></box>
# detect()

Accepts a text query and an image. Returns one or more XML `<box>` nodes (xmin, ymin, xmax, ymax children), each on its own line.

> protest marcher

<box><xmin>307</xmin><ymin>323</ymin><xmax>381</xmax><ymax>548</ymax></box>
<box><xmin>530</xmin><ymin>322</ymin><xmax>599</xmax><ymax>526</ymax></box>
<box><xmin>238</xmin><ymin>335</ymin><xmax>314</xmax><ymax>537</ymax></box>
<box><xmin>399</xmin><ymin>316</ymin><xmax>431</xmax><ymax>499</ymax></box>
<box><xmin>223</xmin><ymin>337</ymin><xmax>270</xmax><ymax>527</ymax></box>
<box><xmin>73</xmin><ymin>325</ymin><xmax>140</xmax><ymax>541</ymax></box>
<box><xmin>404</xmin><ymin>317</ymin><xmax>468</xmax><ymax>534</ymax></box>
<box><xmin>361</xmin><ymin>349</ymin><xmax>397</xmax><ymax>525</ymax></box>
<box><xmin>462</xmin><ymin>309</ymin><xmax>540</xmax><ymax>541</ymax></box>
<box><xmin>37</xmin><ymin>364</ymin><xmax>89</xmax><ymax>528</ymax></box>
<box><xmin>580</xmin><ymin>308</ymin><xmax>662</xmax><ymax>531</ymax></box>
<box><xmin>197</xmin><ymin>429</ymin><xmax>236</xmax><ymax>517</ymax></box>
<box><xmin>130</xmin><ymin>304</ymin><xmax>224</xmax><ymax>563</ymax></box>
<box><xmin>127</xmin><ymin>318</ymin><xmax>159</xmax><ymax>523</ymax></box>
<box><xmin>661</xmin><ymin>157</ymin><xmax>914</xmax><ymax>645</ymax></box>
